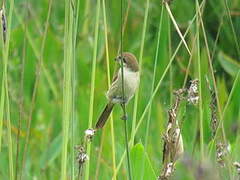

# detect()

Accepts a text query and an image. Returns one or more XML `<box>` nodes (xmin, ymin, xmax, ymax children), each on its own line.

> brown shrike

<box><xmin>95</xmin><ymin>52</ymin><xmax>140</xmax><ymax>129</ymax></box>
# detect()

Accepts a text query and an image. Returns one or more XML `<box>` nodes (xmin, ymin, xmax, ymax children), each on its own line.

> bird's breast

<box><xmin>119</xmin><ymin>68</ymin><xmax>139</xmax><ymax>99</ymax></box>
<box><xmin>106</xmin><ymin>68</ymin><xmax>139</xmax><ymax>103</ymax></box>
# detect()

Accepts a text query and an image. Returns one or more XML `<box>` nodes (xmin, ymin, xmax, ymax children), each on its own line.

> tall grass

<box><xmin>84</xmin><ymin>0</ymin><xmax>101</xmax><ymax>179</ymax></box>
<box><xmin>61</xmin><ymin>0</ymin><xmax>74</xmax><ymax>179</ymax></box>
<box><xmin>114</xmin><ymin>6</ymin><xmax>200</xmax><ymax>176</ymax></box>
<box><xmin>131</xmin><ymin>0</ymin><xmax>150</xmax><ymax>147</ymax></box>
<box><xmin>140</xmin><ymin>5</ymin><xmax>164</xmax><ymax>179</ymax></box>
<box><xmin>196</xmin><ymin>0</ymin><xmax>204</xmax><ymax>158</ymax></box>
<box><xmin>165</xmin><ymin>3</ymin><xmax>191</xmax><ymax>56</ymax></box>
<box><xmin>223</xmin><ymin>0</ymin><xmax>240</xmax><ymax>57</ymax></box>
<box><xmin>0</xmin><ymin>1</ymin><xmax>15</xmax><ymax>179</ymax></box>
<box><xmin>119</xmin><ymin>0</ymin><xmax>132</xmax><ymax>179</ymax></box>
<box><xmin>102</xmin><ymin>0</ymin><xmax>117</xmax><ymax>178</ymax></box>
<box><xmin>21</xmin><ymin>1</ymin><xmax>53</xmax><ymax>179</ymax></box>
<box><xmin>71</xmin><ymin>0</ymin><xmax>80</xmax><ymax>178</ymax></box>
<box><xmin>0</xmin><ymin>5</ymin><xmax>6</xmax><ymax>154</ymax></box>
<box><xmin>197</xmin><ymin>1</ymin><xmax>235</xmax><ymax>178</ymax></box>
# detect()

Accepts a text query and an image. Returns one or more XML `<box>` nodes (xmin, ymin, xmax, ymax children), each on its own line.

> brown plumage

<box><xmin>95</xmin><ymin>103</ymin><xmax>114</xmax><ymax>129</ymax></box>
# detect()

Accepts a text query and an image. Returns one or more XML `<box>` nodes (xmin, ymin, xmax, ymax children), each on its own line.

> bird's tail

<box><xmin>95</xmin><ymin>103</ymin><xmax>114</xmax><ymax>129</ymax></box>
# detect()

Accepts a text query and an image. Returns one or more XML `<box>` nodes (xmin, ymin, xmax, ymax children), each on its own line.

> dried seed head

<box><xmin>0</xmin><ymin>6</ymin><xmax>7</xmax><ymax>43</ymax></box>
<box><xmin>205</xmin><ymin>76</ymin><xmax>218</xmax><ymax>137</ymax></box>
<box><xmin>216</xmin><ymin>142</ymin><xmax>230</xmax><ymax>167</ymax></box>
<box><xmin>173</xmin><ymin>88</ymin><xmax>186</xmax><ymax>97</ymax></box>
<box><xmin>233</xmin><ymin>162</ymin><xmax>240</xmax><ymax>175</ymax></box>
<box><xmin>165</xmin><ymin>162</ymin><xmax>174</xmax><ymax>177</ymax></box>
<box><xmin>85</xmin><ymin>128</ymin><xmax>96</xmax><ymax>141</ymax></box>
<box><xmin>208</xmin><ymin>83</ymin><xmax>218</xmax><ymax>137</ymax></box>
<box><xmin>76</xmin><ymin>151</ymin><xmax>89</xmax><ymax>164</ymax></box>
<box><xmin>187</xmin><ymin>79</ymin><xmax>199</xmax><ymax>105</ymax></box>
<box><xmin>159</xmin><ymin>162</ymin><xmax>175</xmax><ymax>180</ymax></box>
<box><xmin>172</xmin><ymin>128</ymin><xmax>184</xmax><ymax>161</ymax></box>
<box><xmin>75</xmin><ymin>145</ymin><xmax>88</xmax><ymax>177</ymax></box>
<box><xmin>188</xmin><ymin>96</ymin><xmax>199</xmax><ymax>104</ymax></box>
<box><xmin>160</xmin><ymin>86</ymin><xmax>186</xmax><ymax>179</ymax></box>
<box><xmin>75</xmin><ymin>145</ymin><xmax>89</xmax><ymax>164</ymax></box>
<box><xmin>164</xmin><ymin>122</ymin><xmax>184</xmax><ymax>159</ymax></box>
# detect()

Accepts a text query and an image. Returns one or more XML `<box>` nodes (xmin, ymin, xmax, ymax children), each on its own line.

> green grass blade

<box><xmin>85</xmin><ymin>0</ymin><xmax>101</xmax><ymax>179</ymax></box>
<box><xmin>196</xmin><ymin>0</ymin><xmax>204</xmax><ymax>158</ymax></box>
<box><xmin>5</xmin><ymin>84</ymin><xmax>14</xmax><ymax>180</ymax></box>
<box><xmin>14</xmin><ymin>8</ymin><xmax>59</xmax><ymax>99</ymax></box>
<box><xmin>196</xmin><ymin>1</ymin><xmax>233</xmax><ymax>178</ymax></box>
<box><xmin>71</xmin><ymin>0</ymin><xmax>80</xmax><ymax>179</ymax></box>
<box><xmin>19</xmin><ymin>1</ymin><xmax>53</xmax><ymax>178</ymax></box>
<box><xmin>61</xmin><ymin>0</ymin><xmax>74</xmax><ymax>179</ymax></box>
<box><xmin>131</xmin><ymin>0</ymin><xmax>150</xmax><ymax>148</ymax></box>
<box><xmin>131</xmin><ymin>143</ymin><xmax>156</xmax><ymax>179</ymax></box>
<box><xmin>165</xmin><ymin>3</ymin><xmax>191</xmax><ymax>56</ymax></box>
<box><xmin>0</xmin><ymin>0</ymin><xmax>15</xmax><ymax>179</ymax></box>
<box><xmin>0</xmin><ymin>81</ymin><xmax>5</xmax><ymax>151</ymax></box>
<box><xmin>102</xmin><ymin>0</ymin><xmax>117</xmax><ymax>178</ymax></box>
<box><xmin>223</xmin><ymin>0</ymin><xmax>240</xmax><ymax>57</ymax></box>
<box><xmin>140</xmin><ymin>5</ymin><xmax>164</xmax><ymax>179</ymax></box>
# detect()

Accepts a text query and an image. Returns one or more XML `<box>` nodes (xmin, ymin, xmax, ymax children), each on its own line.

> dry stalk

<box><xmin>75</xmin><ymin>145</ymin><xmax>89</xmax><ymax>178</ymax></box>
<box><xmin>187</xmin><ymin>79</ymin><xmax>199</xmax><ymax>105</ymax></box>
<box><xmin>159</xmin><ymin>89</ymin><xmax>185</xmax><ymax>179</ymax></box>
<box><xmin>216</xmin><ymin>142</ymin><xmax>230</xmax><ymax>167</ymax></box>
<box><xmin>206</xmin><ymin>77</ymin><xmax>230</xmax><ymax>168</ymax></box>
<box><xmin>233</xmin><ymin>162</ymin><xmax>240</xmax><ymax>176</ymax></box>
<box><xmin>75</xmin><ymin>128</ymin><xmax>96</xmax><ymax>178</ymax></box>
<box><xmin>206</xmin><ymin>78</ymin><xmax>218</xmax><ymax>137</ymax></box>
<box><xmin>159</xmin><ymin>79</ymin><xmax>199</xmax><ymax>180</ymax></box>
<box><xmin>0</xmin><ymin>6</ymin><xmax>7</xmax><ymax>43</ymax></box>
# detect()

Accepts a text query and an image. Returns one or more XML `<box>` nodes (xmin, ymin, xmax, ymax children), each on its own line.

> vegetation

<box><xmin>0</xmin><ymin>0</ymin><xmax>239</xmax><ymax>179</ymax></box>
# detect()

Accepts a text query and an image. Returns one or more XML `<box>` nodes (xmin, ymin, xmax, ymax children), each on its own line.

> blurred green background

<box><xmin>0</xmin><ymin>0</ymin><xmax>240</xmax><ymax>179</ymax></box>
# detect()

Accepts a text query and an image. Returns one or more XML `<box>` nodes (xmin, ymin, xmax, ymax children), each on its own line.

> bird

<box><xmin>95</xmin><ymin>52</ymin><xmax>140</xmax><ymax>129</ymax></box>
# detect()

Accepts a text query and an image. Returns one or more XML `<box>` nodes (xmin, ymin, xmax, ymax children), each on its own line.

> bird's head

<box><xmin>115</xmin><ymin>52</ymin><xmax>139</xmax><ymax>72</ymax></box>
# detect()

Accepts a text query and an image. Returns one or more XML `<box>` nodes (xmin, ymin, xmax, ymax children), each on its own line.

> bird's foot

<box><xmin>121</xmin><ymin>98</ymin><xmax>127</xmax><ymax>104</ymax></box>
<box><xmin>121</xmin><ymin>114</ymin><xmax>128</xmax><ymax>121</ymax></box>
<box><xmin>111</xmin><ymin>96</ymin><xmax>127</xmax><ymax>104</ymax></box>
<box><xmin>119</xmin><ymin>99</ymin><xmax>128</xmax><ymax>121</ymax></box>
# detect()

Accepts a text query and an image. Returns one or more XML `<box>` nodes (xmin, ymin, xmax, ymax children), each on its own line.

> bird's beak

<box><xmin>114</xmin><ymin>57</ymin><xmax>120</xmax><ymax>62</ymax></box>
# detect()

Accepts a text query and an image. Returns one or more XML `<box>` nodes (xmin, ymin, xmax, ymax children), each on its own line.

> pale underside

<box><xmin>106</xmin><ymin>67</ymin><xmax>139</xmax><ymax>104</ymax></box>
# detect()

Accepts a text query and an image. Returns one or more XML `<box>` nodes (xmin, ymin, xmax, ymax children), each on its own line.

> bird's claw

<box><xmin>121</xmin><ymin>114</ymin><xmax>128</xmax><ymax>121</ymax></box>
<box><xmin>111</xmin><ymin>97</ymin><xmax>127</xmax><ymax>104</ymax></box>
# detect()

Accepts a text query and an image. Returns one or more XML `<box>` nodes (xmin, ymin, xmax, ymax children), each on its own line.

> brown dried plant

<box><xmin>159</xmin><ymin>79</ymin><xmax>199</xmax><ymax>180</ymax></box>
<box><xmin>159</xmin><ymin>89</ymin><xmax>185</xmax><ymax>180</ymax></box>
<box><xmin>206</xmin><ymin>77</ymin><xmax>230</xmax><ymax>168</ymax></box>
<box><xmin>233</xmin><ymin>162</ymin><xmax>240</xmax><ymax>176</ymax></box>
<box><xmin>75</xmin><ymin>128</ymin><xmax>96</xmax><ymax>178</ymax></box>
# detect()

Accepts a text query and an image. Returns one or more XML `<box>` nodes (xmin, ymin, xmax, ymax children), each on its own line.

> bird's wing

<box><xmin>111</xmin><ymin>70</ymin><xmax>119</xmax><ymax>83</ymax></box>
<box><xmin>107</xmin><ymin>69</ymin><xmax>122</xmax><ymax>100</ymax></box>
